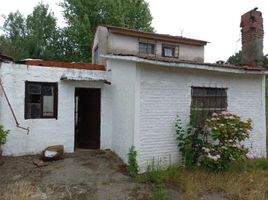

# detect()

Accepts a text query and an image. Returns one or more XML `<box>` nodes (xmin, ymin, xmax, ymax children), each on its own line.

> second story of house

<box><xmin>92</xmin><ymin>25</ymin><xmax>208</xmax><ymax>65</ymax></box>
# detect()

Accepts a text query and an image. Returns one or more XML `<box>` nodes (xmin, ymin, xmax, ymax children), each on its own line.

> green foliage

<box><xmin>127</xmin><ymin>145</ymin><xmax>139</xmax><ymax>176</ymax></box>
<box><xmin>60</xmin><ymin>0</ymin><xmax>154</xmax><ymax>62</ymax></box>
<box><xmin>264</xmin><ymin>56</ymin><xmax>268</xmax><ymax>69</ymax></box>
<box><xmin>140</xmin><ymin>163</ymin><xmax>178</xmax><ymax>200</ymax></box>
<box><xmin>226</xmin><ymin>51</ymin><xmax>268</xmax><ymax>69</ymax></box>
<box><xmin>1</xmin><ymin>0</ymin><xmax>154</xmax><ymax>63</ymax></box>
<box><xmin>230</xmin><ymin>158</ymin><xmax>268</xmax><ymax>172</ymax></box>
<box><xmin>0</xmin><ymin>3</ymin><xmax>62</xmax><ymax>61</ymax></box>
<box><xmin>226</xmin><ymin>51</ymin><xmax>242</xmax><ymax>65</ymax></box>
<box><xmin>175</xmin><ymin>114</ymin><xmax>203</xmax><ymax>169</ymax></box>
<box><xmin>0</xmin><ymin>125</ymin><xmax>9</xmax><ymax>146</ymax></box>
<box><xmin>152</xmin><ymin>185</ymin><xmax>168</xmax><ymax>200</ymax></box>
<box><xmin>201</xmin><ymin>112</ymin><xmax>252</xmax><ymax>171</ymax></box>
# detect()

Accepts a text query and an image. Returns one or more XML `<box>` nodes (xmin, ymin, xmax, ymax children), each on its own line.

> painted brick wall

<box><xmin>138</xmin><ymin>64</ymin><xmax>266</xmax><ymax>171</ymax></box>
<box><xmin>107</xmin><ymin>59</ymin><xmax>137</xmax><ymax>163</ymax></box>
<box><xmin>0</xmin><ymin>63</ymin><xmax>112</xmax><ymax>156</ymax></box>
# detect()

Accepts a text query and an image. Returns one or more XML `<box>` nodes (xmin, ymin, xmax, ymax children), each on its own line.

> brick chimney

<box><xmin>240</xmin><ymin>8</ymin><xmax>264</xmax><ymax>67</ymax></box>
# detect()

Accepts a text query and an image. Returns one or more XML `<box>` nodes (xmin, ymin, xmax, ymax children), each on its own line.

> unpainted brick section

<box><xmin>240</xmin><ymin>9</ymin><xmax>264</xmax><ymax>67</ymax></box>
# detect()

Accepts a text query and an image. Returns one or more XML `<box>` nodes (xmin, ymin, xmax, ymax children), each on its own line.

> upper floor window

<box><xmin>191</xmin><ymin>87</ymin><xmax>227</xmax><ymax>127</ymax></box>
<box><xmin>139</xmin><ymin>42</ymin><xmax>155</xmax><ymax>54</ymax></box>
<box><xmin>162</xmin><ymin>46</ymin><xmax>176</xmax><ymax>57</ymax></box>
<box><xmin>25</xmin><ymin>82</ymin><xmax>58</xmax><ymax>119</ymax></box>
<box><xmin>94</xmin><ymin>46</ymin><xmax>99</xmax><ymax>64</ymax></box>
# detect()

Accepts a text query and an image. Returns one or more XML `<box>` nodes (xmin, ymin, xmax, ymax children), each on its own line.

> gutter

<box><xmin>102</xmin><ymin>55</ymin><xmax>266</xmax><ymax>75</ymax></box>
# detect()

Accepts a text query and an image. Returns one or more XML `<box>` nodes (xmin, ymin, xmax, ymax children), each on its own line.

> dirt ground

<box><xmin>0</xmin><ymin>150</ymin><xmax>153</xmax><ymax>200</ymax></box>
<box><xmin>0</xmin><ymin>150</ymin><xmax>229</xmax><ymax>200</ymax></box>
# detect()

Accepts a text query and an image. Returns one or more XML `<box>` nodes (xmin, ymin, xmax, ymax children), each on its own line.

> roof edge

<box><xmin>17</xmin><ymin>60</ymin><xmax>106</xmax><ymax>71</ymax></box>
<box><xmin>102</xmin><ymin>54</ymin><xmax>264</xmax><ymax>75</ymax></box>
<box><xmin>103</xmin><ymin>25</ymin><xmax>208</xmax><ymax>46</ymax></box>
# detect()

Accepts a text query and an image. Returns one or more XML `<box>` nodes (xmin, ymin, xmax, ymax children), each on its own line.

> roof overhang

<box><xmin>60</xmin><ymin>72</ymin><xmax>111</xmax><ymax>85</ymax></box>
<box><xmin>103</xmin><ymin>55</ymin><xmax>265</xmax><ymax>75</ymax></box>
<box><xmin>105</xmin><ymin>25</ymin><xmax>208</xmax><ymax>46</ymax></box>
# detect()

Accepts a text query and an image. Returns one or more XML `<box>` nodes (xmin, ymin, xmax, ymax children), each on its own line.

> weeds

<box><xmin>152</xmin><ymin>184</ymin><xmax>168</xmax><ymax>200</ymax></box>
<box><xmin>127</xmin><ymin>145</ymin><xmax>139</xmax><ymax>176</ymax></box>
<box><xmin>140</xmin><ymin>158</ymin><xmax>268</xmax><ymax>200</ymax></box>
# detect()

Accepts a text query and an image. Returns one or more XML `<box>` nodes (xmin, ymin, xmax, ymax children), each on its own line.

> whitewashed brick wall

<box><xmin>138</xmin><ymin>64</ymin><xmax>266</xmax><ymax>171</ymax></box>
<box><xmin>0</xmin><ymin>63</ymin><xmax>112</xmax><ymax>156</ymax></box>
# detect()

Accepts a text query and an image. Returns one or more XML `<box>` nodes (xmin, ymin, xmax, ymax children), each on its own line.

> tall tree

<box><xmin>61</xmin><ymin>0</ymin><xmax>154</xmax><ymax>62</ymax></box>
<box><xmin>0</xmin><ymin>3</ymin><xmax>61</xmax><ymax>61</ymax></box>
<box><xmin>0</xmin><ymin>11</ymin><xmax>28</xmax><ymax>59</ymax></box>
<box><xmin>25</xmin><ymin>3</ymin><xmax>59</xmax><ymax>60</ymax></box>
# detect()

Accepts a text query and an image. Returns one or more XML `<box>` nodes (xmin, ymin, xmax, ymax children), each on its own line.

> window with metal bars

<box><xmin>191</xmin><ymin>87</ymin><xmax>227</xmax><ymax>127</ymax></box>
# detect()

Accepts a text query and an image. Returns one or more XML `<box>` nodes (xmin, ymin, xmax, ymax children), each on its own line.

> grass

<box><xmin>0</xmin><ymin>181</ymin><xmax>34</xmax><ymax>200</ymax></box>
<box><xmin>139</xmin><ymin>158</ymin><xmax>268</xmax><ymax>200</ymax></box>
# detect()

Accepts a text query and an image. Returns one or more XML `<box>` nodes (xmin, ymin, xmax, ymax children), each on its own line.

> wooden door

<box><xmin>75</xmin><ymin>88</ymin><xmax>100</xmax><ymax>149</ymax></box>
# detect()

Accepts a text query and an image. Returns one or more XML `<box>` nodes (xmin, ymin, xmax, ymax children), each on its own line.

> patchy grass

<box><xmin>139</xmin><ymin>159</ymin><xmax>268</xmax><ymax>200</ymax></box>
<box><xmin>0</xmin><ymin>181</ymin><xmax>34</xmax><ymax>200</ymax></box>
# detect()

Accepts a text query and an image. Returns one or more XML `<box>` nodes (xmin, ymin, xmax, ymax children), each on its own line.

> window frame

<box><xmin>138</xmin><ymin>42</ymin><xmax>156</xmax><ymax>55</ymax></box>
<box><xmin>25</xmin><ymin>81</ymin><xmax>58</xmax><ymax>119</ymax></box>
<box><xmin>162</xmin><ymin>44</ymin><xmax>178</xmax><ymax>58</ymax></box>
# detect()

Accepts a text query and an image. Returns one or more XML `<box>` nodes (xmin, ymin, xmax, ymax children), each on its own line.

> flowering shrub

<box><xmin>201</xmin><ymin>112</ymin><xmax>252</xmax><ymax>171</ymax></box>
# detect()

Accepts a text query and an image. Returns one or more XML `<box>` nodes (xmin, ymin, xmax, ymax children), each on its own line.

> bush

<box><xmin>0</xmin><ymin>125</ymin><xmax>9</xmax><ymax>146</ymax></box>
<box><xmin>200</xmin><ymin>112</ymin><xmax>252</xmax><ymax>171</ymax></box>
<box><xmin>175</xmin><ymin>115</ymin><xmax>203</xmax><ymax>168</ymax></box>
<box><xmin>127</xmin><ymin>145</ymin><xmax>139</xmax><ymax>176</ymax></box>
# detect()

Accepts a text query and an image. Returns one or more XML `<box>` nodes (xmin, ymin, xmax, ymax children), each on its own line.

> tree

<box><xmin>226</xmin><ymin>51</ymin><xmax>268</xmax><ymax>69</ymax></box>
<box><xmin>0</xmin><ymin>11</ymin><xmax>28</xmax><ymax>59</ymax></box>
<box><xmin>61</xmin><ymin>0</ymin><xmax>154</xmax><ymax>62</ymax></box>
<box><xmin>264</xmin><ymin>55</ymin><xmax>268</xmax><ymax>68</ymax></box>
<box><xmin>226</xmin><ymin>51</ymin><xmax>242</xmax><ymax>65</ymax></box>
<box><xmin>25</xmin><ymin>3</ymin><xmax>59</xmax><ymax>60</ymax></box>
<box><xmin>1</xmin><ymin>0</ymin><xmax>154</xmax><ymax>62</ymax></box>
<box><xmin>0</xmin><ymin>3</ymin><xmax>61</xmax><ymax>61</ymax></box>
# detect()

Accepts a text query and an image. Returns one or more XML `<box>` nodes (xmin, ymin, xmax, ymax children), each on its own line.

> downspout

<box><xmin>0</xmin><ymin>80</ymin><xmax>30</xmax><ymax>134</ymax></box>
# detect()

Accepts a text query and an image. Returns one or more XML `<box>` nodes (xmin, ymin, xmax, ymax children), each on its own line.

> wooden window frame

<box><xmin>138</xmin><ymin>42</ymin><xmax>156</xmax><ymax>54</ymax></box>
<box><xmin>162</xmin><ymin>44</ymin><xmax>179</xmax><ymax>58</ymax></box>
<box><xmin>25</xmin><ymin>81</ymin><xmax>58</xmax><ymax>119</ymax></box>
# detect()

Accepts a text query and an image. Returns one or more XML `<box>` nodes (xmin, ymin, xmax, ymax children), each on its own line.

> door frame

<box><xmin>74</xmin><ymin>87</ymin><xmax>101</xmax><ymax>150</ymax></box>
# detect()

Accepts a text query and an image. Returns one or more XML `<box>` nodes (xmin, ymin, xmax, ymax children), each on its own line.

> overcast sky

<box><xmin>0</xmin><ymin>0</ymin><xmax>267</xmax><ymax>63</ymax></box>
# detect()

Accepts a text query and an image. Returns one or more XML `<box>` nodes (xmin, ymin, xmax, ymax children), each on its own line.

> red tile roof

<box><xmin>105</xmin><ymin>25</ymin><xmax>208</xmax><ymax>46</ymax></box>
<box><xmin>112</xmin><ymin>53</ymin><xmax>263</xmax><ymax>71</ymax></box>
<box><xmin>19</xmin><ymin>60</ymin><xmax>106</xmax><ymax>71</ymax></box>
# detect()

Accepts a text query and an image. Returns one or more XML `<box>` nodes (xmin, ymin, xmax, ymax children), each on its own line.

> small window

<box><xmin>139</xmin><ymin>42</ymin><xmax>155</xmax><ymax>54</ymax></box>
<box><xmin>94</xmin><ymin>46</ymin><xmax>99</xmax><ymax>64</ymax></box>
<box><xmin>25</xmin><ymin>82</ymin><xmax>58</xmax><ymax>119</ymax></box>
<box><xmin>162</xmin><ymin>46</ymin><xmax>175</xmax><ymax>57</ymax></box>
<box><xmin>191</xmin><ymin>87</ymin><xmax>227</xmax><ymax>127</ymax></box>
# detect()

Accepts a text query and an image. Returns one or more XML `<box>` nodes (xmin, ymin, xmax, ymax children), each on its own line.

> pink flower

<box><xmin>246</xmin><ymin>152</ymin><xmax>256</xmax><ymax>160</ymax></box>
<box><xmin>207</xmin><ymin>153</ymin><xmax>220</xmax><ymax>161</ymax></box>
<box><xmin>212</xmin><ymin>113</ymin><xmax>218</xmax><ymax>117</ymax></box>
<box><xmin>202</xmin><ymin>147</ymin><xmax>210</xmax><ymax>153</ymax></box>
<box><xmin>204</xmin><ymin>148</ymin><xmax>210</xmax><ymax>153</ymax></box>
<box><xmin>221</xmin><ymin>111</ymin><xmax>231</xmax><ymax>116</ymax></box>
<box><xmin>236</xmin><ymin>143</ymin><xmax>243</xmax><ymax>149</ymax></box>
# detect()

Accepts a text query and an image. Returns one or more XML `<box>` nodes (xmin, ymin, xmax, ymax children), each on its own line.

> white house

<box><xmin>0</xmin><ymin>9</ymin><xmax>266</xmax><ymax>171</ymax></box>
